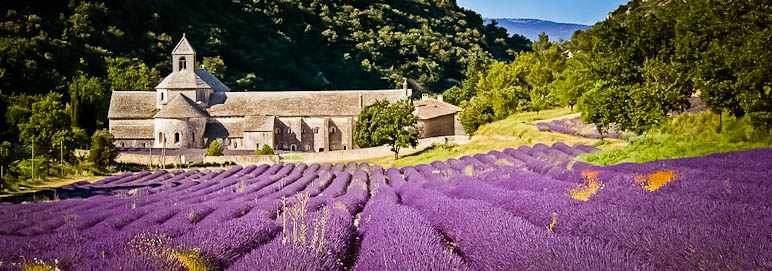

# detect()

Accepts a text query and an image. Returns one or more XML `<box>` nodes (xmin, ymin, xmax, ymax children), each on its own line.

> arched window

<box><xmin>343</xmin><ymin>145</ymin><xmax>348</xmax><ymax>150</ymax></box>
<box><xmin>286</xmin><ymin>128</ymin><xmax>291</xmax><ymax>134</ymax></box>
<box><xmin>191</xmin><ymin>132</ymin><xmax>195</xmax><ymax>142</ymax></box>
<box><xmin>314</xmin><ymin>127</ymin><xmax>320</xmax><ymax>134</ymax></box>
<box><xmin>234</xmin><ymin>140</ymin><xmax>238</xmax><ymax>149</ymax></box>
<box><xmin>290</xmin><ymin>144</ymin><xmax>297</xmax><ymax>151</ymax></box>
<box><xmin>179</xmin><ymin>57</ymin><xmax>187</xmax><ymax>71</ymax></box>
<box><xmin>330</xmin><ymin>127</ymin><xmax>337</xmax><ymax>134</ymax></box>
<box><xmin>276</xmin><ymin>128</ymin><xmax>282</xmax><ymax>134</ymax></box>
<box><xmin>161</xmin><ymin>91</ymin><xmax>166</xmax><ymax>102</ymax></box>
<box><xmin>158</xmin><ymin>132</ymin><xmax>164</xmax><ymax>143</ymax></box>
<box><xmin>174</xmin><ymin>132</ymin><xmax>181</xmax><ymax>144</ymax></box>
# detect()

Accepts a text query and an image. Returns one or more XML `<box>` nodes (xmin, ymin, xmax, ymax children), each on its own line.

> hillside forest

<box><xmin>1</xmin><ymin>0</ymin><xmax>772</xmax><ymax>186</ymax></box>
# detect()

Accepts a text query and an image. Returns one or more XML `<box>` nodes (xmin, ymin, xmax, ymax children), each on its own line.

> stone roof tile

<box><xmin>107</xmin><ymin>91</ymin><xmax>157</xmax><ymax>119</ymax></box>
<box><xmin>244</xmin><ymin>115</ymin><xmax>275</xmax><ymax>132</ymax></box>
<box><xmin>194</xmin><ymin>68</ymin><xmax>230</xmax><ymax>92</ymax></box>
<box><xmin>207</xmin><ymin>89</ymin><xmax>409</xmax><ymax>117</ymax></box>
<box><xmin>155</xmin><ymin>70</ymin><xmax>211</xmax><ymax>90</ymax></box>
<box><xmin>204</xmin><ymin>121</ymin><xmax>243</xmax><ymax>138</ymax></box>
<box><xmin>153</xmin><ymin>94</ymin><xmax>208</xmax><ymax>119</ymax></box>
<box><xmin>414</xmin><ymin>98</ymin><xmax>462</xmax><ymax>120</ymax></box>
<box><xmin>111</xmin><ymin>125</ymin><xmax>154</xmax><ymax>139</ymax></box>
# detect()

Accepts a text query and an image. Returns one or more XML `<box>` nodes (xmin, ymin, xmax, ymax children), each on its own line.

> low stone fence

<box><xmin>289</xmin><ymin>135</ymin><xmax>470</xmax><ymax>164</ymax></box>
<box><xmin>203</xmin><ymin>155</ymin><xmax>280</xmax><ymax>165</ymax></box>
<box><xmin>116</xmin><ymin>152</ymin><xmax>183</xmax><ymax>165</ymax></box>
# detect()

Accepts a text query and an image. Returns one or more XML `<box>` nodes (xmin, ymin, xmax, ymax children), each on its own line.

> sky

<box><xmin>456</xmin><ymin>0</ymin><xmax>630</xmax><ymax>25</ymax></box>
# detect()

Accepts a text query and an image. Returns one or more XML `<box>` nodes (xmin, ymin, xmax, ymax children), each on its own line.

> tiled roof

<box><xmin>155</xmin><ymin>70</ymin><xmax>210</xmax><ymax>90</ymax></box>
<box><xmin>414</xmin><ymin>98</ymin><xmax>462</xmax><ymax>120</ymax></box>
<box><xmin>204</xmin><ymin>121</ymin><xmax>243</xmax><ymax>138</ymax></box>
<box><xmin>107</xmin><ymin>91</ymin><xmax>157</xmax><ymax>119</ymax></box>
<box><xmin>172</xmin><ymin>34</ymin><xmax>195</xmax><ymax>55</ymax></box>
<box><xmin>244</xmin><ymin>115</ymin><xmax>275</xmax><ymax>132</ymax></box>
<box><xmin>153</xmin><ymin>94</ymin><xmax>208</xmax><ymax>119</ymax></box>
<box><xmin>194</xmin><ymin>69</ymin><xmax>230</xmax><ymax>92</ymax></box>
<box><xmin>111</xmin><ymin>125</ymin><xmax>154</xmax><ymax>139</ymax></box>
<box><xmin>207</xmin><ymin>89</ymin><xmax>409</xmax><ymax>117</ymax></box>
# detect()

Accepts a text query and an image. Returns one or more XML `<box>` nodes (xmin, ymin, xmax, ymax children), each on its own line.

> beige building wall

<box><xmin>420</xmin><ymin>114</ymin><xmax>457</xmax><ymax>138</ymax></box>
<box><xmin>328</xmin><ymin>117</ymin><xmax>354</xmax><ymax>151</ymax></box>
<box><xmin>244</xmin><ymin>131</ymin><xmax>274</xmax><ymax>151</ymax></box>
<box><xmin>153</xmin><ymin>118</ymin><xmax>206</xmax><ymax>148</ymax></box>
<box><xmin>276</xmin><ymin>117</ymin><xmax>303</xmax><ymax>151</ymax></box>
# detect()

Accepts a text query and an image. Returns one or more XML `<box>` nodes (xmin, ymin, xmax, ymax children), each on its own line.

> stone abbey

<box><xmin>108</xmin><ymin>35</ymin><xmax>463</xmax><ymax>152</ymax></box>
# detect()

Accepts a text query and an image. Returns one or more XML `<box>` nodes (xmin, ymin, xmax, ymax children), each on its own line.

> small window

<box><xmin>179</xmin><ymin>57</ymin><xmax>187</xmax><ymax>71</ymax></box>
<box><xmin>161</xmin><ymin>92</ymin><xmax>165</xmax><ymax>102</ymax></box>
<box><xmin>174</xmin><ymin>132</ymin><xmax>181</xmax><ymax>144</ymax></box>
<box><xmin>314</xmin><ymin>127</ymin><xmax>320</xmax><ymax>134</ymax></box>
<box><xmin>276</xmin><ymin>128</ymin><xmax>282</xmax><ymax>134</ymax></box>
<box><xmin>191</xmin><ymin>132</ymin><xmax>195</xmax><ymax>141</ymax></box>
<box><xmin>158</xmin><ymin>132</ymin><xmax>165</xmax><ymax>143</ymax></box>
<box><xmin>343</xmin><ymin>145</ymin><xmax>348</xmax><ymax>150</ymax></box>
<box><xmin>290</xmin><ymin>144</ymin><xmax>297</xmax><ymax>151</ymax></box>
<box><xmin>286</xmin><ymin>128</ymin><xmax>291</xmax><ymax>134</ymax></box>
<box><xmin>318</xmin><ymin>148</ymin><xmax>324</xmax><ymax>152</ymax></box>
<box><xmin>234</xmin><ymin>141</ymin><xmax>238</xmax><ymax>148</ymax></box>
<box><xmin>330</xmin><ymin>127</ymin><xmax>337</xmax><ymax>134</ymax></box>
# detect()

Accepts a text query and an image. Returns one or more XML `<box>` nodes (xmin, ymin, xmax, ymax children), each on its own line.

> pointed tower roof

<box><xmin>154</xmin><ymin>94</ymin><xmax>208</xmax><ymax>119</ymax></box>
<box><xmin>172</xmin><ymin>33</ymin><xmax>196</xmax><ymax>55</ymax></box>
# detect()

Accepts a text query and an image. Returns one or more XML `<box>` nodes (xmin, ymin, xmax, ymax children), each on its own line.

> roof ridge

<box><xmin>154</xmin><ymin>94</ymin><xmax>208</xmax><ymax>119</ymax></box>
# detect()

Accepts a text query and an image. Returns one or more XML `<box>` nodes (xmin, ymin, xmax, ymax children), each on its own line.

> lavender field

<box><xmin>1</xmin><ymin>143</ymin><xmax>771</xmax><ymax>270</ymax></box>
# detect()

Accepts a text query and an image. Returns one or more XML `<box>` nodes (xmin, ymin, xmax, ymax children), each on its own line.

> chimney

<box><xmin>438</xmin><ymin>95</ymin><xmax>443</xmax><ymax>102</ymax></box>
<box><xmin>422</xmin><ymin>93</ymin><xmax>429</xmax><ymax>100</ymax></box>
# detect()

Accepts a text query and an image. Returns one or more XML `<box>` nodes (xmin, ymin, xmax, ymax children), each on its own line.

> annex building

<box><xmin>108</xmin><ymin>35</ymin><xmax>463</xmax><ymax>152</ymax></box>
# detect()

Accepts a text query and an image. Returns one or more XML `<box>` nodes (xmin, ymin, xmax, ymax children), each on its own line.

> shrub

<box><xmin>255</xmin><ymin>145</ymin><xmax>275</xmax><ymax>155</ymax></box>
<box><xmin>88</xmin><ymin>129</ymin><xmax>119</xmax><ymax>172</ymax></box>
<box><xmin>206</xmin><ymin>141</ymin><xmax>224</xmax><ymax>156</ymax></box>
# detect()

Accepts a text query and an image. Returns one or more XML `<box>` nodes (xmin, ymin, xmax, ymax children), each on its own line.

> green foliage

<box><xmin>202</xmin><ymin>56</ymin><xmax>226</xmax><ymax>78</ymax></box>
<box><xmin>441</xmin><ymin>86</ymin><xmax>473</xmax><ymax>107</ymax></box>
<box><xmin>88</xmin><ymin>129</ymin><xmax>119</xmax><ymax>171</ymax></box>
<box><xmin>68</xmin><ymin>73</ymin><xmax>109</xmax><ymax>133</ymax></box>
<box><xmin>354</xmin><ymin>99</ymin><xmax>418</xmax><ymax>159</ymax></box>
<box><xmin>459</xmin><ymin>95</ymin><xmax>495</xmax><ymax>135</ymax></box>
<box><xmin>105</xmin><ymin>57</ymin><xmax>162</xmax><ymax>91</ymax></box>
<box><xmin>206</xmin><ymin>141</ymin><xmax>223</xmax><ymax>156</ymax></box>
<box><xmin>17</xmin><ymin>93</ymin><xmax>83</xmax><ymax>166</ymax></box>
<box><xmin>578</xmin><ymin>81</ymin><xmax>626</xmax><ymax>140</ymax></box>
<box><xmin>255</xmin><ymin>145</ymin><xmax>275</xmax><ymax>156</ymax></box>
<box><xmin>578</xmin><ymin>112</ymin><xmax>772</xmax><ymax>165</ymax></box>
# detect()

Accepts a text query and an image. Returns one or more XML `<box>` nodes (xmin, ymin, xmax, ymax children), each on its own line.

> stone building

<box><xmin>108</xmin><ymin>35</ymin><xmax>464</xmax><ymax>152</ymax></box>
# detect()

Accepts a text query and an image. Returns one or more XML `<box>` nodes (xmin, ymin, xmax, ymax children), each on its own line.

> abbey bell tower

<box><xmin>172</xmin><ymin>33</ymin><xmax>196</xmax><ymax>72</ymax></box>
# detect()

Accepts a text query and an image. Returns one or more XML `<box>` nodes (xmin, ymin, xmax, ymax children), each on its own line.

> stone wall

<box><xmin>116</xmin><ymin>152</ymin><xmax>183</xmax><ymax>165</ymax></box>
<box><xmin>295</xmin><ymin>135</ymin><xmax>469</xmax><ymax>164</ymax></box>
<box><xmin>420</xmin><ymin>114</ymin><xmax>456</xmax><ymax>138</ymax></box>
<box><xmin>203</xmin><ymin>155</ymin><xmax>280</xmax><ymax>165</ymax></box>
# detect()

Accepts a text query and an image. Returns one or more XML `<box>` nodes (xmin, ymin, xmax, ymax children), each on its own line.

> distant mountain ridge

<box><xmin>484</xmin><ymin>18</ymin><xmax>590</xmax><ymax>41</ymax></box>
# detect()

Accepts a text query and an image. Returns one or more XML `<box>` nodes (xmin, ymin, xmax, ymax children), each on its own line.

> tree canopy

<box><xmin>354</xmin><ymin>99</ymin><xmax>419</xmax><ymax>159</ymax></box>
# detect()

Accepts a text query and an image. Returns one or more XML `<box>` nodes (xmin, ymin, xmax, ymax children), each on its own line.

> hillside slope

<box><xmin>484</xmin><ymin>18</ymin><xmax>589</xmax><ymax>41</ymax></box>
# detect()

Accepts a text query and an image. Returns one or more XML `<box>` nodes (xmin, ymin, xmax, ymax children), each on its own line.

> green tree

<box><xmin>354</xmin><ymin>99</ymin><xmax>419</xmax><ymax>159</ymax></box>
<box><xmin>88</xmin><ymin>129</ymin><xmax>119</xmax><ymax>171</ymax></box>
<box><xmin>106</xmin><ymin>57</ymin><xmax>162</xmax><ymax>91</ymax></box>
<box><xmin>0</xmin><ymin>141</ymin><xmax>11</xmax><ymax>182</ymax></box>
<box><xmin>255</xmin><ymin>145</ymin><xmax>275</xmax><ymax>155</ymax></box>
<box><xmin>578</xmin><ymin>81</ymin><xmax>628</xmax><ymax>140</ymax></box>
<box><xmin>68</xmin><ymin>73</ymin><xmax>108</xmax><ymax>132</ymax></box>
<box><xmin>203</xmin><ymin>56</ymin><xmax>227</xmax><ymax>78</ymax></box>
<box><xmin>442</xmin><ymin>86</ymin><xmax>474</xmax><ymax>106</ymax></box>
<box><xmin>17</xmin><ymin>93</ymin><xmax>77</xmax><ymax>172</ymax></box>
<box><xmin>206</xmin><ymin>141</ymin><xmax>224</xmax><ymax>156</ymax></box>
<box><xmin>459</xmin><ymin>95</ymin><xmax>495</xmax><ymax>135</ymax></box>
